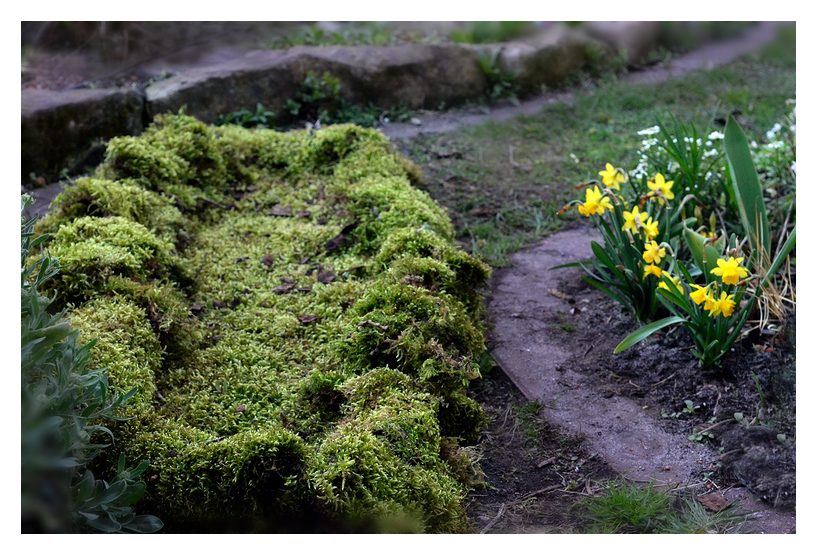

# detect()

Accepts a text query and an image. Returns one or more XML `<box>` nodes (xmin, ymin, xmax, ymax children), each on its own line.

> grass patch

<box><xmin>400</xmin><ymin>25</ymin><xmax>795</xmax><ymax>266</ymax></box>
<box><xmin>579</xmin><ymin>480</ymin><xmax>751</xmax><ymax>533</ymax></box>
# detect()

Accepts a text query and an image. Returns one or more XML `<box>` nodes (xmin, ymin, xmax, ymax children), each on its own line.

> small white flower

<box><xmin>791</xmin><ymin>161</ymin><xmax>796</xmax><ymax>174</ymax></box>
<box><xmin>790</xmin><ymin>124</ymin><xmax>796</xmax><ymax>132</ymax></box>
<box><xmin>706</xmin><ymin>141</ymin><xmax>713</xmax><ymax>147</ymax></box>
<box><xmin>708</xmin><ymin>131</ymin><xmax>724</xmax><ymax>140</ymax></box>
<box><xmin>637</xmin><ymin>126</ymin><xmax>660</xmax><ymax>135</ymax></box>
<box><xmin>751</xmin><ymin>141</ymin><xmax>758</xmax><ymax>149</ymax></box>
<box><xmin>705</xmin><ymin>171</ymin><xmax>713</xmax><ymax>180</ymax></box>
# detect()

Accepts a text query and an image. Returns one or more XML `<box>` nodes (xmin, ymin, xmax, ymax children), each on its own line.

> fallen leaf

<box><xmin>317</xmin><ymin>270</ymin><xmax>336</xmax><ymax>284</ymax></box>
<box><xmin>696</xmin><ymin>493</ymin><xmax>732</xmax><ymax>512</ymax></box>
<box><xmin>190</xmin><ymin>304</ymin><xmax>205</xmax><ymax>315</ymax></box>
<box><xmin>272</xmin><ymin>282</ymin><xmax>297</xmax><ymax>294</ymax></box>
<box><xmin>229</xmin><ymin>298</ymin><xmax>241</xmax><ymax>308</ymax></box>
<box><xmin>548</xmin><ymin>288</ymin><xmax>574</xmax><ymax>302</ymax></box>
<box><xmin>212</xmin><ymin>300</ymin><xmax>227</xmax><ymax>309</ymax></box>
<box><xmin>236</xmin><ymin>404</ymin><xmax>245</xmax><ymax>413</ymax></box>
<box><xmin>297</xmin><ymin>287</ymin><xmax>312</xmax><ymax>293</ymax></box>
<box><xmin>268</xmin><ymin>205</ymin><xmax>292</xmax><ymax>217</ymax></box>
<box><xmin>297</xmin><ymin>314</ymin><xmax>318</xmax><ymax>324</ymax></box>
<box><xmin>296</xmin><ymin>210</ymin><xmax>312</xmax><ymax>218</ymax></box>
<box><xmin>261</xmin><ymin>254</ymin><xmax>275</xmax><ymax>267</ymax></box>
<box><xmin>324</xmin><ymin>222</ymin><xmax>358</xmax><ymax>252</ymax></box>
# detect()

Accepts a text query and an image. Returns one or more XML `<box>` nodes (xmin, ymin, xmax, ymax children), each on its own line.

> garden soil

<box><xmin>22</xmin><ymin>22</ymin><xmax>795</xmax><ymax>534</ymax></box>
<box><xmin>468</xmin><ymin>220</ymin><xmax>795</xmax><ymax>534</ymax></box>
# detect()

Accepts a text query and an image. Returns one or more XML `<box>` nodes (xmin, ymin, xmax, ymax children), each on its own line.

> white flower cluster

<box><xmin>637</xmin><ymin>125</ymin><xmax>660</xmax><ymax>135</ymax></box>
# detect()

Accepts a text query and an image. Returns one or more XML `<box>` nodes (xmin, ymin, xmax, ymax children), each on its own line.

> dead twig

<box><xmin>651</xmin><ymin>372</ymin><xmax>676</xmax><ymax>389</ymax></box>
<box><xmin>521</xmin><ymin>484</ymin><xmax>562</xmax><ymax>499</ymax></box>
<box><xmin>357</xmin><ymin>320</ymin><xmax>388</xmax><ymax>331</ymax></box>
<box><xmin>695</xmin><ymin>418</ymin><xmax>732</xmax><ymax>435</ymax></box>
<box><xmin>480</xmin><ymin>503</ymin><xmax>505</xmax><ymax>534</ymax></box>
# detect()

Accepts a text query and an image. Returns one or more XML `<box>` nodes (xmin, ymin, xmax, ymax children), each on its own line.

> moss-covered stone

<box><xmin>50</xmin><ymin>113</ymin><xmax>491</xmax><ymax>532</ymax></box>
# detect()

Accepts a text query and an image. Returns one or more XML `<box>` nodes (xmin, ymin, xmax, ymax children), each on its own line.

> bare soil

<box><xmin>468</xmin><ymin>221</ymin><xmax>796</xmax><ymax>534</ymax></box>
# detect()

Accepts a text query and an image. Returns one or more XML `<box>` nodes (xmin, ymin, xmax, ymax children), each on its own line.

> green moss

<box><xmin>69</xmin><ymin>297</ymin><xmax>161</xmax><ymax>406</ymax></box>
<box><xmin>47</xmin><ymin>114</ymin><xmax>489</xmax><ymax>532</ymax></box>
<box><xmin>48</xmin><ymin>216</ymin><xmax>189</xmax><ymax>303</ymax></box>
<box><xmin>35</xmin><ymin>177</ymin><xmax>188</xmax><ymax>246</ymax></box>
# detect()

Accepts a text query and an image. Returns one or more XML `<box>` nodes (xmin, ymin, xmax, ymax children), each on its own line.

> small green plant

<box><xmin>281</xmin><ymin>71</ymin><xmax>413</xmax><ymax>128</ymax></box>
<box><xmin>581</xmin><ymin>480</ymin><xmax>749</xmax><ymax>533</ymax></box>
<box><xmin>21</xmin><ymin>194</ymin><xmax>162</xmax><ymax>533</ymax></box>
<box><xmin>688</xmin><ymin>428</ymin><xmax>715</xmax><ymax>442</ymax></box>
<box><xmin>215</xmin><ymin>103</ymin><xmax>276</xmax><ymax>129</ymax></box>
<box><xmin>451</xmin><ymin>21</ymin><xmax>533</xmax><ymax>44</ymax></box>
<box><xmin>662</xmin><ymin>400</ymin><xmax>699</xmax><ymax>419</ymax></box>
<box><xmin>556</xmin><ymin>310</ymin><xmax>576</xmax><ymax>332</ymax></box>
<box><xmin>477</xmin><ymin>49</ymin><xmax>520</xmax><ymax>106</ymax></box>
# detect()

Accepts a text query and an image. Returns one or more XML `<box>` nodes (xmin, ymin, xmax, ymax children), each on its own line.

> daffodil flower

<box><xmin>599</xmin><ymin>163</ymin><xmax>627</xmax><ymax>190</ymax></box>
<box><xmin>708</xmin><ymin>291</ymin><xmax>736</xmax><ymax>318</ymax></box>
<box><xmin>622</xmin><ymin>205</ymin><xmax>646</xmax><ymax>234</ymax></box>
<box><xmin>642</xmin><ymin>216</ymin><xmax>659</xmax><ymax>240</ymax></box>
<box><xmin>647</xmin><ymin>173</ymin><xmax>675</xmax><ymax>205</ymax></box>
<box><xmin>710</xmin><ymin>256</ymin><xmax>749</xmax><ymax>285</ymax></box>
<box><xmin>689</xmin><ymin>284</ymin><xmax>712</xmax><ymax>306</ymax></box>
<box><xmin>577</xmin><ymin>185</ymin><xmax>613</xmax><ymax>217</ymax></box>
<box><xmin>657</xmin><ymin>271</ymin><xmax>681</xmax><ymax>293</ymax></box>
<box><xmin>643</xmin><ymin>264</ymin><xmax>662</xmax><ymax>279</ymax></box>
<box><xmin>642</xmin><ymin>241</ymin><xmax>666</xmax><ymax>264</ymax></box>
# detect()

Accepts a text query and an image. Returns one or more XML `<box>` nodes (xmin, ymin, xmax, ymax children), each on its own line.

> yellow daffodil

<box><xmin>708</xmin><ymin>291</ymin><xmax>736</xmax><ymax>318</ymax></box>
<box><xmin>710</xmin><ymin>256</ymin><xmax>749</xmax><ymax>285</ymax></box>
<box><xmin>689</xmin><ymin>284</ymin><xmax>712</xmax><ymax>306</ymax></box>
<box><xmin>657</xmin><ymin>271</ymin><xmax>681</xmax><ymax>293</ymax></box>
<box><xmin>642</xmin><ymin>216</ymin><xmax>659</xmax><ymax>240</ymax></box>
<box><xmin>643</xmin><ymin>264</ymin><xmax>662</xmax><ymax>279</ymax></box>
<box><xmin>577</xmin><ymin>185</ymin><xmax>613</xmax><ymax>217</ymax></box>
<box><xmin>647</xmin><ymin>173</ymin><xmax>675</xmax><ymax>205</ymax></box>
<box><xmin>642</xmin><ymin>241</ymin><xmax>666</xmax><ymax>264</ymax></box>
<box><xmin>622</xmin><ymin>205</ymin><xmax>646</xmax><ymax>234</ymax></box>
<box><xmin>599</xmin><ymin>163</ymin><xmax>627</xmax><ymax>190</ymax></box>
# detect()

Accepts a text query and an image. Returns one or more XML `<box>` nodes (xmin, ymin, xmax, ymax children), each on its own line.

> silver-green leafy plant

<box><xmin>21</xmin><ymin>194</ymin><xmax>162</xmax><ymax>533</ymax></box>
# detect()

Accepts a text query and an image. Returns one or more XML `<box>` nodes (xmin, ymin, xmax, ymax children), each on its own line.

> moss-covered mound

<box><xmin>36</xmin><ymin>114</ymin><xmax>491</xmax><ymax>533</ymax></box>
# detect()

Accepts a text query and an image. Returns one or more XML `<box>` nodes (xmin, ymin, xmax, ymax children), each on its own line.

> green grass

<box><xmin>579</xmin><ymin>480</ymin><xmax>752</xmax><ymax>533</ymax></box>
<box><xmin>403</xmin><ymin>25</ymin><xmax>795</xmax><ymax>267</ymax></box>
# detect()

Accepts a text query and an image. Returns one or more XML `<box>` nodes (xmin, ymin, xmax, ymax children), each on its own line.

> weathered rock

<box><xmin>21</xmin><ymin>88</ymin><xmax>144</xmax><ymax>183</ymax></box>
<box><xmin>146</xmin><ymin>44</ymin><xmax>490</xmax><ymax>122</ymax></box>
<box><xmin>583</xmin><ymin>21</ymin><xmax>661</xmax><ymax>66</ymax></box>
<box><xmin>497</xmin><ymin>24</ymin><xmax>614</xmax><ymax>95</ymax></box>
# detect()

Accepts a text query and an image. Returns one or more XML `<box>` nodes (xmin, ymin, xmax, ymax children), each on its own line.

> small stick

<box><xmin>200</xmin><ymin>197</ymin><xmax>232</xmax><ymax>210</ymax></box>
<box><xmin>651</xmin><ymin>372</ymin><xmax>676</xmax><ymax>389</ymax></box>
<box><xmin>522</xmin><ymin>484</ymin><xmax>562</xmax><ymax>499</ymax></box>
<box><xmin>357</xmin><ymin>320</ymin><xmax>389</xmax><ymax>331</ymax></box>
<box><xmin>480</xmin><ymin>503</ymin><xmax>506</xmax><ymax>534</ymax></box>
<box><xmin>695</xmin><ymin>418</ymin><xmax>731</xmax><ymax>435</ymax></box>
